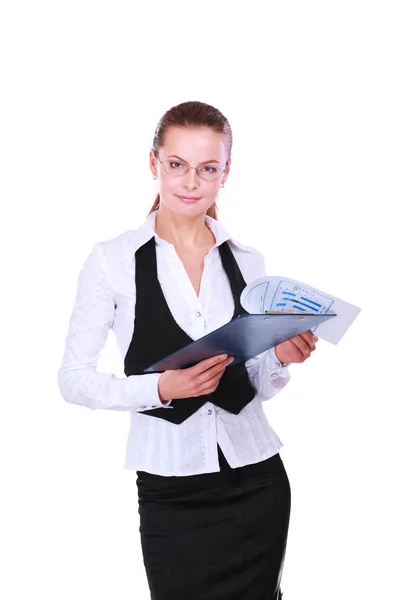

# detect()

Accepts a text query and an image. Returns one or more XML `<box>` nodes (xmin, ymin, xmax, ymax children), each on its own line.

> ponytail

<box><xmin>147</xmin><ymin>194</ymin><xmax>160</xmax><ymax>216</ymax></box>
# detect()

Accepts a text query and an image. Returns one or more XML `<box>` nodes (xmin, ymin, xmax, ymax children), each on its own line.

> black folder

<box><xmin>144</xmin><ymin>312</ymin><xmax>336</xmax><ymax>373</ymax></box>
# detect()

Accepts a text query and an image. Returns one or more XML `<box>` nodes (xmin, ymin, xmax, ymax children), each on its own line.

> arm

<box><xmin>244</xmin><ymin>252</ymin><xmax>290</xmax><ymax>401</ymax></box>
<box><xmin>245</xmin><ymin>347</ymin><xmax>290</xmax><ymax>402</ymax></box>
<box><xmin>57</xmin><ymin>243</ymin><xmax>172</xmax><ymax>411</ymax></box>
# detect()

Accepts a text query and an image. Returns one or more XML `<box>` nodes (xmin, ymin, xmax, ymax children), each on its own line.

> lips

<box><xmin>176</xmin><ymin>195</ymin><xmax>202</xmax><ymax>203</ymax></box>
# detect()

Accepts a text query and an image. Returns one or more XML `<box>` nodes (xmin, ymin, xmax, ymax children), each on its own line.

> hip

<box><xmin>136</xmin><ymin>446</ymin><xmax>289</xmax><ymax>502</ymax></box>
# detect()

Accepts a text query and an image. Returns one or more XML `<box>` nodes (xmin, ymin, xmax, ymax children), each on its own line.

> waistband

<box><xmin>136</xmin><ymin>445</ymin><xmax>283</xmax><ymax>489</ymax></box>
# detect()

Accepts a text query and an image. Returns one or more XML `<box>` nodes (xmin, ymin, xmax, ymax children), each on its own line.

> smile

<box><xmin>176</xmin><ymin>195</ymin><xmax>202</xmax><ymax>203</ymax></box>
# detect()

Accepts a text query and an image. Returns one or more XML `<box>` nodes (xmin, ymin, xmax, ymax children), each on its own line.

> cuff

<box><xmin>272</xmin><ymin>347</ymin><xmax>290</xmax><ymax>370</ymax></box>
<box><xmin>135</xmin><ymin>373</ymin><xmax>174</xmax><ymax>411</ymax></box>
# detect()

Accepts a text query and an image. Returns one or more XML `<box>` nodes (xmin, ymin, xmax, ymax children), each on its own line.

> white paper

<box><xmin>240</xmin><ymin>276</ymin><xmax>361</xmax><ymax>345</ymax></box>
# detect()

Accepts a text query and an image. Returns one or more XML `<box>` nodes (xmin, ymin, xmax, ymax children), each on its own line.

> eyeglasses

<box><xmin>154</xmin><ymin>151</ymin><xmax>226</xmax><ymax>182</ymax></box>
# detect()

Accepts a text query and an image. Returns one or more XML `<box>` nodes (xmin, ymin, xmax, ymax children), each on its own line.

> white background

<box><xmin>1</xmin><ymin>1</ymin><xmax>399</xmax><ymax>599</ymax></box>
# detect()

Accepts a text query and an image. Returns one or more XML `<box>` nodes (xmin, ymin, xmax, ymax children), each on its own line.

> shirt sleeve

<box><xmin>57</xmin><ymin>243</ymin><xmax>173</xmax><ymax>411</ymax></box>
<box><xmin>245</xmin><ymin>347</ymin><xmax>290</xmax><ymax>402</ymax></box>
<box><xmin>244</xmin><ymin>252</ymin><xmax>291</xmax><ymax>401</ymax></box>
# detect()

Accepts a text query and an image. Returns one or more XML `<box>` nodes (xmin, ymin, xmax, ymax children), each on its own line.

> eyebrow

<box><xmin>166</xmin><ymin>154</ymin><xmax>220</xmax><ymax>165</ymax></box>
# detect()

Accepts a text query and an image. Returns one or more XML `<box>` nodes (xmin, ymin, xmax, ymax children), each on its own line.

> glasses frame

<box><xmin>154</xmin><ymin>150</ymin><xmax>227</xmax><ymax>182</ymax></box>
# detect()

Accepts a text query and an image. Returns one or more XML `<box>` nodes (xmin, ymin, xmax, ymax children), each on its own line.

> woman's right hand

<box><xmin>158</xmin><ymin>354</ymin><xmax>234</xmax><ymax>403</ymax></box>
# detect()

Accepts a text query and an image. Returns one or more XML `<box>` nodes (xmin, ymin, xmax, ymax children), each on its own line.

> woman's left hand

<box><xmin>275</xmin><ymin>330</ymin><xmax>318</xmax><ymax>365</ymax></box>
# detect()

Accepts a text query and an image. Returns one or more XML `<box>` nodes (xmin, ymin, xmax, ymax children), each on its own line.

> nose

<box><xmin>183</xmin><ymin>166</ymin><xmax>200</xmax><ymax>190</ymax></box>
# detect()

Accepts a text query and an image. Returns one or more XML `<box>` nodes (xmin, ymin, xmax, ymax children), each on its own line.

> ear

<box><xmin>222</xmin><ymin>158</ymin><xmax>231</xmax><ymax>185</ymax></box>
<box><xmin>149</xmin><ymin>149</ymin><xmax>158</xmax><ymax>178</ymax></box>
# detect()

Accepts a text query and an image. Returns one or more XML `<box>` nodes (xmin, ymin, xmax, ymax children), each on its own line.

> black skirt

<box><xmin>136</xmin><ymin>445</ymin><xmax>291</xmax><ymax>600</ymax></box>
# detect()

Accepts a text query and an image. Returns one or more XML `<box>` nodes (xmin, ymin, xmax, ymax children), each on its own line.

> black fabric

<box><xmin>124</xmin><ymin>237</ymin><xmax>256</xmax><ymax>424</ymax></box>
<box><xmin>136</xmin><ymin>445</ymin><xmax>290</xmax><ymax>600</ymax></box>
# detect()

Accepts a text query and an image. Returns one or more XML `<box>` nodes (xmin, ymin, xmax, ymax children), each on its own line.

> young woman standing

<box><xmin>58</xmin><ymin>100</ymin><xmax>318</xmax><ymax>599</ymax></box>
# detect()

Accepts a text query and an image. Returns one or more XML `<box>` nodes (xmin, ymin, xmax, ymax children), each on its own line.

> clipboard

<box><xmin>144</xmin><ymin>312</ymin><xmax>336</xmax><ymax>373</ymax></box>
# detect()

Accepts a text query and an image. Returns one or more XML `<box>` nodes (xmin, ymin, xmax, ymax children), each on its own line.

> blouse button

<box><xmin>195</xmin><ymin>311</ymin><xmax>202</xmax><ymax>317</ymax></box>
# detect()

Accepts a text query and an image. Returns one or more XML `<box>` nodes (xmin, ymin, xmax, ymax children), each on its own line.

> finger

<box><xmin>290</xmin><ymin>335</ymin><xmax>312</xmax><ymax>359</ymax></box>
<box><xmin>297</xmin><ymin>329</ymin><xmax>314</xmax><ymax>343</ymax></box>
<box><xmin>283</xmin><ymin>338</ymin><xmax>304</xmax><ymax>362</ymax></box>
<box><xmin>189</xmin><ymin>353</ymin><xmax>229</xmax><ymax>376</ymax></box>
<box><xmin>196</xmin><ymin>357</ymin><xmax>233</xmax><ymax>386</ymax></box>
<box><xmin>202</xmin><ymin>386</ymin><xmax>218</xmax><ymax>396</ymax></box>
<box><xmin>297</xmin><ymin>331</ymin><xmax>317</xmax><ymax>351</ymax></box>
<box><xmin>205</xmin><ymin>356</ymin><xmax>234</xmax><ymax>376</ymax></box>
<box><xmin>199</xmin><ymin>372</ymin><xmax>226</xmax><ymax>395</ymax></box>
<box><xmin>185</xmin><ymin>358</ymin><xmax>232</xmax><ymax>397</ymax></box>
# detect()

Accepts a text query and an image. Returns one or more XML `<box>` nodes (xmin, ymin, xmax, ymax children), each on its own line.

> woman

<box><xmin>58</xmin><ymin>100</ymin><xmax>318</xmax><ymax>600</ymax></box>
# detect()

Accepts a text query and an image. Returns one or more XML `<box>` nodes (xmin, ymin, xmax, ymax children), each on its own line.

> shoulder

<box><xmin>206</xmin><ymin>215</ymin><xmax>266</xmax><ymax>281</ymax></box>
<box><xmin>94</xmin><ymin>221</ymin><xmax>153</xmax><ymax>266</ymax></box>
<box><xmin>227</xmin><ymin>238</ymin><xmax>266</xmax><ymax>282</ymax></box>
<box><xmin>87</xmin><ymin>221</ymin><xmax>153</xmax><ymax>289</ymax></box>
<box><xmin>206</xmin><ymin>215</ymin><xmax>266</xmax><ymax>282</ymax></box>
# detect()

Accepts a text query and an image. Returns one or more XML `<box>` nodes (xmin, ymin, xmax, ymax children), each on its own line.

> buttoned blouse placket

<box><xmin>155</xmin><ymin>236</ymin><xmax>211</xmax><ymax>339</ymax></box>
<box><xmin>156</xmin><ymin>236</ymin><xmax>219</xmax><ymax>419</ymax></box>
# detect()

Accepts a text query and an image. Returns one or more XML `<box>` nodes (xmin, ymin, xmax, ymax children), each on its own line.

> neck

<box><xmin>154</xmin><ymin>204</ymin><xmax>215</xmax><ymax>250</ymax></box>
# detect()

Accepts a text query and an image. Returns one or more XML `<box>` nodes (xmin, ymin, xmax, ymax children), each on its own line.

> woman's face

<box><xmin>149</xmin><ymin>126</ymin><xmax>230</xmax><ymax>217</ymax></box>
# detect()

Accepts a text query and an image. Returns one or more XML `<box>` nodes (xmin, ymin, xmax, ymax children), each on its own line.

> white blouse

<box><xmin>57</xmin><ymin>211</ymin><xmax>290</xmax><ymax>476</ymax></box>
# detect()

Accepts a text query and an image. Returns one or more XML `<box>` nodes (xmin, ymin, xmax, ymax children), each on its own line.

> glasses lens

<box><xmin>198</xmin><ymin>166</ymin><xmax>222</xmax><ymax>181</ymax></box>
<box><xmin>164</xmin><ymin>161</ymin><xmax>188</xmax><ymax>176</ymax></box>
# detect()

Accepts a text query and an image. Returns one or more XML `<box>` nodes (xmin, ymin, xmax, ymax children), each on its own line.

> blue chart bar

<box><xmin>296</xmin><ymin>301</ymin><xmax>318</xmax><ymax>311</ymax></box>
<box><xmin>269</xmin><ymin>279</ymin><xmax>334</xmax><ymax>317</ymax></box>
<box><xmin>281</xmin><ymin>292</ymin><xmax>319</xmax><ymax>312</ymax></box>
<box><xmin>301</xmin><ymin>296</ymin><xmax>322</xmax><ymax>308</ymax></box>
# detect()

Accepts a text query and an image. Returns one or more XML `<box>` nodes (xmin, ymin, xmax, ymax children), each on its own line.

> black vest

<box><xmin>124</xmin><ymin>237</ymin><xmax>256</xmax><ymax>424</ymax></box>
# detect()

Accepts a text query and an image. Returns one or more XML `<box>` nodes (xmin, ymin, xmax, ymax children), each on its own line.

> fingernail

<box><xmin>220</xmin><ymin>354</ymin><xmax>228</xmax><ymax>360</ymax></box>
